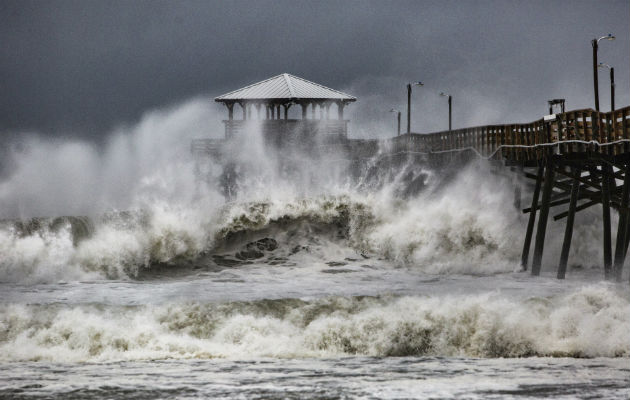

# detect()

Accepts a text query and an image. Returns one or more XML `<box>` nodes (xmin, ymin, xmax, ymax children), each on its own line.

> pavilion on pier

<box><xmin>214</xmin><ymin>73</ymin><xmax>356</xmax><ymax>140</ymax></box>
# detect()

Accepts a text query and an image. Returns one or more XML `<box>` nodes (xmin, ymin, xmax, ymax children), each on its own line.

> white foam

<box><xmin>1</xmin><ymin>285</ymin><xmax>627</xmax><ymax>362</ymax></box>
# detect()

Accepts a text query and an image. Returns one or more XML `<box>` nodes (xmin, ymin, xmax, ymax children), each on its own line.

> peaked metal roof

<box><xmin>215</xmin><ymin>73</ymin><xmax>356</xmax><ymax>102</ymax></box>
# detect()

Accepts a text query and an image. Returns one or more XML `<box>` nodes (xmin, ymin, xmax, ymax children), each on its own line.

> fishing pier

<box><xmin>391</xmin><ymin>105</ymin><xmax>630</xmax><ymax>283</ymax></box>
<box><xmin>194</xmin><ymin>73</ymin><xmax>630</xmax><ymax>283</ymax></box>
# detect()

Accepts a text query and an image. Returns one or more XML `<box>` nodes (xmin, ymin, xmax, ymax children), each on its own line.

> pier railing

<box><xmin>391</xmin><ymin>105</ymin><xmax>630</xmax><ymax>162</ymax></box>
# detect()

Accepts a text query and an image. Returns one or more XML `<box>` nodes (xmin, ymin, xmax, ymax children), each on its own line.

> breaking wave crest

<box><xmin>1</xmin><ymin>159</ymin><xmax>610</xmax><ymax>284</ymax></box>
<box><xmin>0</xmin><ymin>182</ymin><xmax>525</xmax><ymax>283</ymax></box>
<box><xmin>1</xmin><ymin>285</ymin><xmax>628</xmax><ymax>362</ymax></box>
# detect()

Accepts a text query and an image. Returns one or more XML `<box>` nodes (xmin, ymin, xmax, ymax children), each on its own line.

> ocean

<box><xmin>0</xmin><ymin>100</ymin><xmax>628</xmax><ymax>399</ymax></box>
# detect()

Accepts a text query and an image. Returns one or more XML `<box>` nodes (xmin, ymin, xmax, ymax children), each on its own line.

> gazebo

<box><xmin>214</xmin><ymin>73</ymin><xmax>356</xmax><ymax>139</ymax></box>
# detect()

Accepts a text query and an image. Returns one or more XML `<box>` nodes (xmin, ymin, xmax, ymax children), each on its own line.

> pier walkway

<box><xmin>192</xmin><ymin>105</ymin><xmax>630</xmax><ymax>282</ymax></box>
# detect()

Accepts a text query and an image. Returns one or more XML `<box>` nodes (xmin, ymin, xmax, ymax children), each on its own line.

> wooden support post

<box><xmin>558</xmin><ymin>167</ymin><xmax>581</xmax><ymax>279</ymax></box>
<box><xmin>311</xmin><ymin>102</ymin><xmax>316</xmax><ymax>119</ymax></box>
<box><xmin>227</xmin><ymin>103</ymin><xmax>234</xmax><ymax>120</ymax></box>
<box><xmin>337</xmin><ymin>101</ymin><xmax>344</xmax><ymax>120</ymax></box>
<box><xmin>513</xmin><ymin>182</ymin><xmax>521</xmax><ymax>210</ymax></box>
<box><xmin>283</xmin><ymin>104</ymin><xmax>290</xmax><ymax>120</ymax></box>
<box><xmin>521</xmin><ymin>164</ymin><xmax>544</xmax><ymax>270</ymax></box>
<box><xmin>301</xmin><ymin>103</ymin><xmax>307</xmax><ymax>119</ymax></box>
<box><xmin>613</xmin><ymin>163</ymin><xmax>630</xmax><ymax>281</ymax></box>
<box><xmin>532</xmin><ymin>156</ymin><xmax>555</xmax><ymax>276</ymax></box>
<box><xmin>601</xmin><ymin>164</ymin><xmax>613</xmax><ymax>278</ymax></box>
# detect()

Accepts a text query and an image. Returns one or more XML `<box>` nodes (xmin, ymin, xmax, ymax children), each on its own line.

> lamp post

<box><xmin>390</xmin><ymin>108</ymin><xmax>401</xmax><ymax>136</ymax></box>
<box><xmin>592</xmin><ymin>34</ymin><xmax>615</xmax><ymax>111</ymax></box>
<box><xmin>597</xmin><ymin>63</ymin><xmax>615</xmax><ymax>112</ymax></box>
<box><xmin>440</xmin><ymin>92</ymin><xmax>452</xmax><ymax>132</ymax></box>
<box><xmin>407</xmin><ymin>81</ymin><xmax>423</xmax><ymax>134</ymax></box>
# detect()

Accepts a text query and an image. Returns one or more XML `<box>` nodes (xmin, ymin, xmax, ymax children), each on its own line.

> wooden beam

<box><xmin>601</xmin><ymin>164</ymin><xmax>614</xmax><ymax>277</ymax></box>
<box><xmin>532</xmin><ymin>157</ymin><xmax>555</xmax><ymax>276</ymax></box>
<box><xmin>522</xmin><ymin>164</ymin><xmax>544</xmax><ymax>270</ymax></box>
<box><xmin>613</xmin><ymin>163</ymin><xmax>630</xmax><ymax>281</ymax></box>
<box><xmin>558</xmin><ymin>168</ymin><xmax>581</xmax><ymax>279</ymax></box>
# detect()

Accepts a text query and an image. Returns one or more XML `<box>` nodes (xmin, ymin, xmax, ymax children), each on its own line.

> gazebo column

<box><xmin>276</xmin><ymin>105</ymin><xmax>281</xmax><ymax>119</ymax></box>
<box><xmin>336</xmin><ymin>101</ymin><xmax>345</xmax><ymax>120</ymax></box>
<box><xmin>283</xmin><ymin>103</ymin><xmax>291</xmax><ymax>120</ymax></box>
<box><xmin>325</xmin><ymin>102</ymin><xmax>331</xmax><ymax>120</ymax></box>
<box><xmin>301</xmin><ymin>102</ymin><xmax>307</xmax><ymax>119</ymax></box>
<box><xmin>254</xmin><ymin>103</ymin><xmax>261</xmax><ymax>119</ymax></box>
<box><xmin>265</xmin><ymin>105</ymin><xmax>270</xmax><ymax>119</ymax></box>
<box><xmin>311</xmin><ymin>102</ymin><xmax>316</xmax><ymax>119</ymax></box>
<box><xmin>226</xmin><ymin>102</ymin><xmax>234</xmax><ymax>120</ymax></box>
<box><xmin>240</xmin><ymin>102</ymin><xmax>247</xmax><ymax>120</ymax></box>
<box><xmin>319</xmin><ymin>103</ymin><xmax>324</xmax><ymax>120</ymax></box>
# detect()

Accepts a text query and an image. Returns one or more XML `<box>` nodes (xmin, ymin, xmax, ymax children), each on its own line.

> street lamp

<box><xmin>592</xmin><ymin>34</ymin><xmax>615</xmax><ymax>111</ymax></box>
<box><xmin>597</xmin><ymin>63</ymin><xmax>615</xmax><ymax>112</ymax></box>
<box><xmin>440</xmin><ymin>92</ymin><xmax>452</xmax><ymax>132</ymax></box>
<box><xmin>390</xmin><ymin>108</ymin><xmax>401</xmax><ymax>136</ymax></box>
<box><xmin>407</xmin><ymin>81</ymin><xmax>423</xmax><ymax>134</ymax></box>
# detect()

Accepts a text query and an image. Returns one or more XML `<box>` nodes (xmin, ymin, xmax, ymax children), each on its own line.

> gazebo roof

<box><xmin>215</xmin><ymin>73</ymin><xmax>356</xmax><ymax>103</ymax></box>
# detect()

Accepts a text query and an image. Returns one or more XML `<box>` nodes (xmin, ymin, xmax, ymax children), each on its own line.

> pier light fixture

<box><xmin>440</xmin><ymin>92</ymin><xmax>452</xmax><ymax>132</ymax></box>
<box><xmin>592</xmin><ymin>34</ymin><xmax>615</xmax><ymax>111</ymax></box>
<box><xmin>390</xmin><ymin>108</ymin><xmax>401</xmax><ymax>136</ymax></box>
<box><xmin>407</xmin><ymin>81</ymin><xmax>424</xmax><ymax>134</ymax></box>
<box><xmin>597</xmin><ymin>62</ymin><xmax>615</xmax><ymax>112</ymax></box>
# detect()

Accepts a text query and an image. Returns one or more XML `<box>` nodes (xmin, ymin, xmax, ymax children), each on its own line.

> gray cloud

<box><xmin>1</xmin><ymin>0</ymin><xmax>628</xmax><ymax>140</ymax></box>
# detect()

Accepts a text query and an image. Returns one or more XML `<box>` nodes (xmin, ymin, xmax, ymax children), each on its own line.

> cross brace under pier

<box><xmin>520</xmin><ymin>153</ymin><xmax>630</xmax><ymax>282</ymax></box>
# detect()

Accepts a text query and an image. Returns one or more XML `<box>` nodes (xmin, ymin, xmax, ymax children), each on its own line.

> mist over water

<box><xmin>0</xmin><ymin>98</ymin><xmax>618</xmax><ymax>283</ymax></box>
<box><xmin>1</xmin><ymin>98</ymin><xmax>628</xmax><ymax>399</ymax></box>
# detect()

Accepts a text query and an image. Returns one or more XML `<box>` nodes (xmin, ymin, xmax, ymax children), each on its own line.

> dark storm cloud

<box><xmin>1</xmin><ymin>0</ymin><xmax>628</xmax><ymax>139</ymax></box>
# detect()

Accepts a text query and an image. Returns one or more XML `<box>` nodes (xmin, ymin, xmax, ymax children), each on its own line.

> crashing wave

<box><xmin>1</xmin><ymin>285</ymin><xmax>627</xmax><ymax>362</ymax></box>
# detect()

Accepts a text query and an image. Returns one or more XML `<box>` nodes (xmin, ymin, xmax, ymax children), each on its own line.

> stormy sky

<box><xmin>1</xmin><ymin>0</ymin><xmax>629</xmax><ymax>140</ymax></box>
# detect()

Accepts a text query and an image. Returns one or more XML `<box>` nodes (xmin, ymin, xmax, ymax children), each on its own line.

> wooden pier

<box><xmin>392</xmin><ymin>105</ymin><xmax>630</xmax><ymax>282</ymax></box>
<box><xmin>191</xmin><ymin>88</ymin><xmax>630</xmax><ymax>280</ymax></box>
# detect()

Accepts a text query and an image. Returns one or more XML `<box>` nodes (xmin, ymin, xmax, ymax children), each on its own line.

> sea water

<box><xmin>1</xmin><ymin>100</ymin><xmax>628</xmax><ymax>399</ymax></box>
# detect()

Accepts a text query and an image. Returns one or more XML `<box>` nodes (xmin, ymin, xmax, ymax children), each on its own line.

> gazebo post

<box><xmin>301</xmin><ymin>102</ymin><xmax>307</xmax><ymax>119</ymax></box>
<box><xmin>254</xmin><ymin>103</ymin><xmax>261</xmax><ymax>119</ymax></box>
<box><xmin>240</xmin><ymin>101</ymin><xmax>247</xmax><ymax>120</ymax></box>
<box><xmin>311</xmin><ymin>102</ymin><xmax>316</xmax><ymax>119</ymax></box>
<box><xmin>265</xmin><ymin>105</ymin><xmax>270</xmax><ymax>120</ymax></box>
<box><xmin>325</xmin><ymin>102</ymin><xmax>331</xmax><ymax>120</ymax></box>
<box><xmin>337</xmin><ymin>101</ymin><xmax>344</xmax><ymax>120</ymax></box>
<box><xmin>284</xmin><ymin>104</ymin><xmax>290</xmax><ymax>120</ymax></box>
<box><xmin>226</xmin><ymin>102</ymin><xmax>234</xmax><ymax>120</ymax></box>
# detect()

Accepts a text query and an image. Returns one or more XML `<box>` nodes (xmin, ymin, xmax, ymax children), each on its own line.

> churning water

<box><xmin>0</xmin><ymin>100</ymin><xmax>628</xmax><ymax>399</ymax></box>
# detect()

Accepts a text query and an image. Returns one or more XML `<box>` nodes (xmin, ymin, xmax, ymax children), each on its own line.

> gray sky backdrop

<box><xmin>1</xmin><ymin>0</ymin><xmax>629</xmax><ymax>140</ymax></box>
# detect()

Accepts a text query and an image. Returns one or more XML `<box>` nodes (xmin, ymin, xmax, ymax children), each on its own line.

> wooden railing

<box><xmin>391</xmin><ymin>105</ymin><xmax>630</xmax><ymax>162</ymax></box>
